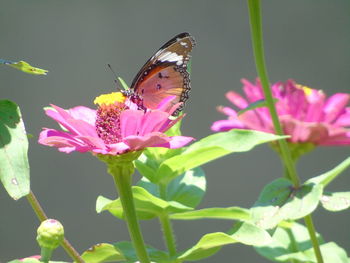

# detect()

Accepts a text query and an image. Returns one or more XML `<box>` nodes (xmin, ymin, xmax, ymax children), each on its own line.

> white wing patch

<box><xmin>157</xmin><ymin>51</ymin><xmax>184</xmax><ymax>64</ymax></box>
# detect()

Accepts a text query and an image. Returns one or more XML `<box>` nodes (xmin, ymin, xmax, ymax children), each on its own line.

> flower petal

<box><xmin>323</xmin><ymin>93</ymin><xmax>350</xmax><ymax>123</ymax></box>
<box><xmin>46</xmin><ymin>105</ymin><xmax>96</xmax><ymax>136</ymax></box>
<box><xmin>68</xmin><ymin>106</ymin><xmax>97</xmax><ymax>126</ymax></box>
<box><xmin>318</xmin><ymin>130</ymin><xmax>350</xmax><ymax>145</ymax></box>
<box><xmin>242</xmin><ymin>78</ymin><xmax>264</xmax><ymax>102</ymax></box>
<box><xmin>211</xmin><ymin>119</ymin><xmax>245</xmax><ymax>132</ymax></box>
<box><xmin>334</xmin><ymin>107</ymin><xmax>350</xmax><ymax>126</ymax></box>
<box><xmin>93</xmin><ymin>142</ymin><xmax>130</xmax><ymax>155</ymax></box>
<box><xmin>225</xmin><ymin>91</ymin><xmax>248</xmax><ymax>109</ymax></box>
<box><xmin>156</xmin><ymin>95</ymin><xmax>176</xmax><ymax>111</ymax></box>
<box><xmin>38</xmin><ymin>129</ymin><xmax>93</xmax><ymax>153</ymax></box>
<box><xmin>217</xmin><ymin>106</ymin><xmax>238</xmax><ymax>117</ymax></box>
<box><xmin>304</xmin><ymin>90</ymin><xmax>325</xmax><ymax>122</ymax></box>
<box><xmin>140</xmin><ymin>111</ymin><xmax>170</xmax><ymax>135</ymax></box>
<box><xmin>123</xmin><ymin>132</ymin><xmax>171</xmax><ymax>150</ymax></box>
<box><xmin>120</xmin><ymin>109</ymin><xmax>143</xmax><ymax>137</ymax></box>
<box><xmin>155</xmin><ymin>135</ymin><xmax>195</xmax><ymax>149</ymax></box>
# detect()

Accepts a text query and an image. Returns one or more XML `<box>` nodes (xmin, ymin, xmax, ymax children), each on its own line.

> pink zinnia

<box><xmin>212</xmin><ymin>79</ymin><xmax>350</xmax><ymax>146</ymax></box>
<box><xmin>39</xmin><ymin>92</ymin><xmax>194</xmax><ymax>155</ymax></box>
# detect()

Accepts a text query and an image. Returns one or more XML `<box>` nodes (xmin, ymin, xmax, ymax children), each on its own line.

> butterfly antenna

<box><xmin>107</xmin><ymin>64</ymin><xmax>121</xmax><ymax>90</ymax></box>
<box><xmin>108</xmin><ymin>63</ymin><xmax>131</xmax><ymax>91</ymax></box>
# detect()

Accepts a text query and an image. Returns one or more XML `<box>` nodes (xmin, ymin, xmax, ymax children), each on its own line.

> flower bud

<box><xmin>36</xmin><ymin>219</ymin><xmax>64</xmax><ymax>250</ymax></box>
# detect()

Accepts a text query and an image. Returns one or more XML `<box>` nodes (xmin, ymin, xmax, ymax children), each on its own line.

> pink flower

<box><xmin>212</xmin><ymin>79</ymin><xmax>350</xmax><ymax>146</ymax></box>
<box><xmin>19</xmin><ymin>255</ymin><xmax>41</xmax><ymax>262</ymax></box>
<box><xmin>39</xmin><ymin>93</ymin><xmax>194</xmax><ymax>155</ymax></box>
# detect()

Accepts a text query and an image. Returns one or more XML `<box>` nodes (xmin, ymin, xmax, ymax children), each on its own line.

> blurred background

<box><xmin>0</xmin><ymin>1</ymin><xmax>349</xmax><ymax>262</ymax></box>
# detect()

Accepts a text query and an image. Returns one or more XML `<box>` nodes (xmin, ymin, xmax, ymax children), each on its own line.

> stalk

<box><xmin>26</xmin><ymin>191</ymin><xmax>84</xmax><ymax>263</ymax></box>
<box><xmin>110</xmin><ymin>164</ymin><xmax>151</xmax><ymax>263</ymax></box>
<box><xmin>246</xmin><ymin>1</ymin><xmax>324</xmax><ymax>262</ymax></box>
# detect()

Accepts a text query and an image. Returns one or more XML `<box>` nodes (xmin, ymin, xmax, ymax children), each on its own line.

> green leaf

<box><xmin>170</xmin><ymin>207</ymin><xmax>250</xmax><ymax>221</ymax></box>
<box><xmin>117</xmin><ymin>77</ymin><xmax>129</xmax><ymax>91</ymax></box>
<box><xmin>136</xmin><ymin>177</ymin><xmax>160</xmax><ymax>197</ymax></box>
<box><xmin>307</xmin><ymin>157</ymin><xmax>350</xmax><ymax>187</ymax></box>
<box><xmin>187</xmin><ymin>59</ymin><xmax>192</xmax><ymax>74</ymax></box>
<box><xmin>228</xmin><ymin>221</ymin><xmax>272</xmax><ymax>246</ymax></box>
<box><xmin>166</xmin><ymin>167</ymin><xmax>206</xmax><ymax>208</ymax></box>
<box><xmin>178</xmin><ymin>222</ymin><xmax>271</xmax><ymax>261</ymax></box>
<box><xmin>255</xmin><ymin>221</ymin><xmax>325</xmax><ymax>262</ymax></box>
<box><xmin>135</xmin><ymin>147</ymin><xmax>184</xmax><ymax>183</ymax></box>
<box><xmin>115</xmin><ymin>242</ymin><xmax>169</xmax><ymax>263</ymax></box>
<box><xmin>82</xmin><ymin>242</ymin><xmax>169</xmax><ymax>263</ymax></box>
<box><xmin>177</xmin><ymin>232</ymin><xmax>234</xmax><ymax>261</ymax></box>
<box><xmin>96</xmin><ymin>186</ymin><xmax>192</xmax><ymax>220</ymax></box>
<box><xmin>290</xmin><ymin>242</ymin><xmax>349</xmax><ymax>263</ymax></box>
<box><xmin>137</xmin><ymin>167</ymin><xmax>205</xmax><ymax>209</ymax></box>
<box><xmin>237</xmin><ymin>98</ymin><xmax>278</xmax><ymax>116</ymax></box>
<box><xmin>81</xmin><ymin>243</ymin><xmax>125</xmax><ymax>263</ymax></box>
<box><xmin>1</xmin><ymin>59</ymin><xmax>48</xmax><ymax>75</ymax></box>
<box><xmin>256</xmin><ymin>222</ymin><xmax>348</xmax><ymax>263</ymax></box>
<box><xmin>251</xmin><ymin>178</ymin><xmax>323</xmax><ymax>229</ymax></box>
<box><xmin>134</xmin><ymin>153</ymin><xmax>159</xmax><ymax>183</ymax></box>
<box><xmin>154</xmin><ymin>129</ymin><xmax>288</xmax><ymax>183</ymax></box>
<box><xmin>321</xmin><ymin>191</ymin><xmax>350</xmax><ymax>212</ymax></box>
<box><xmin>0</xmin><ymin>100</ymin><xmax>30</xmax><ymax>200</ymax></box>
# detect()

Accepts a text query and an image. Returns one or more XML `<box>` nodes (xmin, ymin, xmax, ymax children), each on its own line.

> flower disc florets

<box><xmin>94</xmin><ymin>92</ymin><xmax>128</xmax><ymax>144</ymax></box>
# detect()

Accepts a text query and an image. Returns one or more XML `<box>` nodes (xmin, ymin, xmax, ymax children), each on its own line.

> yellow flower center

<box><xmin>295</xmin><ymin>84</ymin><xmax>312</xmax><ymax>96</ymax></box>
<box><xmin>94</xmin><ymin>92</ymin><xmax>126</xmax><ymax>106</ymax></box>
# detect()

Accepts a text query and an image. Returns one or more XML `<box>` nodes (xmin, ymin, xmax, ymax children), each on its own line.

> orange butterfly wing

<box><xmin>130</xmin><ymin>33</ymin><xmax>195</xmax><ymax>114</ymax></box>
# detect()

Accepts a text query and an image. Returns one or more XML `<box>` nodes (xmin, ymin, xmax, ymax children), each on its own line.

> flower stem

<box><xmin>247</xmin><ymin>1</ymin><xmax>323</xmax><ymax>262</ymax></box>
<box><xmin>26</xmin><ymin>190</ymin><xmax>47</xmax><ymax>221</ymax></box>
<box><xmin>247</xmin><ymin>0</ymin><xmax>299</xmax><ymax>187</ymax></box>
<box><xmin>158</xmin><ymin>183</ymin><xmax>177</xmax><ymax>257</ymax></box>
<box><xmin>26</xmin><ymin>191</ymin><xmax>84</xmax><ymax>263</ymax></box>
<box><xmin>111</xmin><ymin>166</ymin><xmax>150</xmax><ymax>263</ymax></box>
<box><xmin>159</xmin><ymin>214</ymin><xmax>177</xmax><ymax>257</ymax></box>
<box><xmin>304</xmin><ymin>215</ymin><xmax>324</xmax><ymax>263</ymax></box>
<box><xmin>40</xmin><ymin>247</ymin><xmax>52</xmax><ymax>263</ymax></box>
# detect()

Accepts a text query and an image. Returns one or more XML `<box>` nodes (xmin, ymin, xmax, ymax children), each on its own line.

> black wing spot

<box><xmin>156</xmin><ymin>84</ymin><xmax>162</xmax><ymax>90</ymax></box>
<box><xmin>141</xmin><ymin>89</ymin><xmax>145</xmax><ymax>94</ymax></box>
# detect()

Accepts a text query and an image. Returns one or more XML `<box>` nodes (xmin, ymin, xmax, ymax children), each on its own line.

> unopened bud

<box><xmin>36</xmin><ymin>219</ymin><xmax>64</xmax><ymax>250</ymax></box>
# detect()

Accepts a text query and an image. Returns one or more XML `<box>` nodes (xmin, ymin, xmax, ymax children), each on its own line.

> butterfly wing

<box><xmin>130</xmin><ymin>32</ymin><xmax>195</xmax><ymax>113</ymax></box>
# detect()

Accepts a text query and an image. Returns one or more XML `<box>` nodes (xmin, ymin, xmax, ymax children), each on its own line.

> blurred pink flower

<box><xmin>212</xmin><ymin>79</ymin><xmax>350</xmax><ymax>146</ymax></box>
<box><xmin>19</xmin><ymin>255</ymin><xmax>41</xmax><ymax>262</ymax></box>
<box><xmin>39</xmin><ymin>93</ymin><xmax>194</xmax><ymax>155</ymax></box>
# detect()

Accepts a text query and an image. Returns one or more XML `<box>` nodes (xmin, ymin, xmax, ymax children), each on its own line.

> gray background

<box><xmin>0</xmin><ymin>1</ymin><xmax>349</xmax><ymax>262</ymax></box>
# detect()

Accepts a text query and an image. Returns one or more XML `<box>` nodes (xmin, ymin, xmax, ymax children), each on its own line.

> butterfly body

<box><xmin>123</xmin><ymin>32</ymin><xmax>195</xmax><ymax>115</ymax></box>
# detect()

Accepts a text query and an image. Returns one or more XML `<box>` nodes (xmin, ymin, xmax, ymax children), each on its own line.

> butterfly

<box><xmin>122</xmin><ymin>32</ymin><xmax>196</xmax><ymax>115</ymax></box>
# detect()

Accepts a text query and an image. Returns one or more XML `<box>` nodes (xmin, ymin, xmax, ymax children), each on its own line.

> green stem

<box><xmin>247</xmin><ymin>0</ymin><xmax>299</xmax><ymax>187</ymax></box>
<box><xmin>159</xmin><ymin>214</ymin><xmax>177</xmax><ymax>257</ymax></box>
<box><xmin>304</xmin><ymin>215</ymin><xmax>324</xmax><ymax>263</ymax></box>
<box><xmin>26</xmin><ymin>191</ymin><xmax>84</xmax><ymax>263</ymax></box>
<box><xmin>158</xmin><ymin>183</ymin><xmax>177</xmax><ymax>257</ymax></box>
<box><xmin>40</xmin><ymin>247</ymin><xmax>53</xmax><ymax>263</ymax></box>
<box><xmin>247</xmin><ymin>1</ymin><xmax>323</xmax><ymax>263</ymax></box>
<box><xmin>286</xmin><ymin>228</ymin><xmax>300</xmax><ymax>263</ymax></box>
<box><xmin>111</xmin><ymin>165</ymin><xmax>150</xmax><ymax>263</ymax></box>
